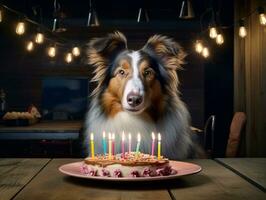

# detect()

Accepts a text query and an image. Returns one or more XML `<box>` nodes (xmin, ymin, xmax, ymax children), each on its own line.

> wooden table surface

<box><xmin>0</xmin><ymin>159</ymin><xmax>265</xmax><ymax>200</ymax></box>
<box><xmin>216</xmin><ymin>158</ymin><xmax>266</xmax><ymax>192</ymax></box>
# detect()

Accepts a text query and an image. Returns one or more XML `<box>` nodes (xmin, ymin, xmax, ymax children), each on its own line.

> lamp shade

<box><xmin>87</xmin><ymin>9</ymin><xmax>100</xmax><ymax>27</ymax></box>
<box><xmin>179</xmin><ymin>0</ymin><xmax>195</xmax><ymax>19</ymax></box>
<box><xmin>137</xmin><ymin>8</ymin><xmax>149</xmax><ymax>23</ymax></box>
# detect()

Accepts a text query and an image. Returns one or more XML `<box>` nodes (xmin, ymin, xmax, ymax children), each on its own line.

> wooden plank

<box><xmin>216</xmin><ymin>158</ymin><xmax>266</xmax><ymax>192</ymax></box>
<box><xmin>0</xmin><ymin>158</ymin><xmax>50</xmax><ymax>200</ymax></box>
<box><xmin>170</xmin><ymin>159</ymin><xmax>266</xmax><ymax>200</ymax></box>
<box><xmin>13</xmin><ymin>159</ymin><xmax>171</xmax><ymax>200</ymax></box>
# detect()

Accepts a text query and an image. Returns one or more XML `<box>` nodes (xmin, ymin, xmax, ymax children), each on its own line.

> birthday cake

<box><xmin>81</xmin><ymin>152</ymin><xmax>177</xmax><ymax>178</ymax></box>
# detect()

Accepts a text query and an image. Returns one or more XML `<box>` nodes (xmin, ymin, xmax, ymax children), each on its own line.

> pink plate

<box><xmin>59</xmin><ymin>160</ymin><xmax>201</xmax><ymax>181</ymax></box>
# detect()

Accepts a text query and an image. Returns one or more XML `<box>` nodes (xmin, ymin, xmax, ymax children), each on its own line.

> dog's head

<box><xmin>87</xmin><ymin>32</ymin><xmax>186</xmax><ymax>118</ymax></box>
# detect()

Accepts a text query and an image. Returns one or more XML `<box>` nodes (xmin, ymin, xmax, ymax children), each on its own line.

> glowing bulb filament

<box><xmin>216</xmin><ymin>34</ymin><xmax>224</xmax><ymax>45</ymax></box>
<box><xmin>65</xmin><ymin>53</ymin><xmax>73</xmax><ymax>63</ymax></box>
<box><xmin>202</xmin><ymin>47</ymin><xmax>209</xmax><ymax>58</ymax></box>
<box><xmin>259</xmin><ymin>13</ymin><xmax>266</xmax><ymax>25</ymax></box>
<box><xmin>239</xmin><ymin>26</ymin><xmax>247</xmax><ymax>38</ymax></box>
<box><xmin>16</xmin><ymin>22</ymin><xmax>25</xmax><ymax>35</ymax></box>
<box><xmin>72</xmin><ymin>47</ymin><xmax>80</xmax><ymax>57</ymax></box>
<box><xmin>48</xmin><ymin>47</ymin><xmax>56</xmax><ymax>57</ymax></box>
<box><xmin>26</xmin><ymin>41</ymin><xmax>34</xmax><ymax>51</ymax></box>
<box><xmin>35</xmin><ymin>33</ymin><xmax>44</xmax><ymax>44</ymax></box>
<box><xmin>209</xmin><ymin>27</ymin><xmax>218</xmax><ymax>39</ymax></box>
<box><xmin>195</xmin><ymin>40</ymin><xmax>203</xmax><ymax>53</ymax></box>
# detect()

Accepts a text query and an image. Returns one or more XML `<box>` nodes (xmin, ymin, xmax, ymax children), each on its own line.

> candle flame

<box><xmin>108</xmin><ymin>132</ymin><xmax>112</xmax><ymax>140</ymax></box>
<box><xmin>158</xmin><ymin>133</ymin><xmax>161</xmax><ymax>141</ymax></box>
<box><xmin>152</xmin><ymin>132</ymin><xmax>155</xmax><ymax>140</ymax></box>
<box><xmin>103</xmin><ymin>131</ymin><xmax>106</xmax><ymax>138</ymax></box>
<box><xmin>90</xmin><ymin>133</ymin><xmax>94</xmax><ymax>140</ymax></box>
<box><xmin>112</xmin><ymin>133</ymin><xmax>115</xmax><ymax>140</ymax></box>
<box><xmin>122</xmin><ymin>131</ymin><xmax>125</xmax><ymax>141</ymax></box>
<box><xmin>137</xmin><ymin>133</ymin><xmax>141</xmax><ymax>142</ymax></box>
<box><xmin>128</xmin><ymin>133</ymin><xmax>131</xmax><ymax>140</ymax></box>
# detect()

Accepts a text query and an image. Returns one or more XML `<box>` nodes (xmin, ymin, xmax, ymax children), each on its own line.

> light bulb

<box><xmin>0</xmin><ymin>9</ymin><xmax>3</xmax><ymax>23</ymax></box>
<box><xmin>239</xmin><ymin>26</ymin><xmax>247</xmax><ymax>38</ymax></box>
<box><xmin>216</xmin><ymin>34</ymin><xmax>224</xmax><ymax>45</ymax></box>
<box><xmin>65</xmin><ymin>53</ymin><xmax>73</xmax><ymax>63</ymax></box>
<box><xmin>195</xmin><ymin>40</ymin><xmax>203</xmax><ymax>53</ymax></box>
<box><xmin>35</xmin><ymin>33</ymin><xmax>44</xmax><ymax>44</ymax></box>
<box><xmin>26</xmin><ymin>41</ymin><xmax>34</xmax><ymax>51</ymax></box>
<box><xmin>209</xmin><ymin>27</ymin><xmax>218</xmax><ymax>39</ymax></box>
<box><xmin>16</xmin><ymin>22</ymin><xmax>25</xmax><ymax>35</ymax></box>
<box><xmin>202</xmin><ymin>47</ymin><xmax>209</xmax><ymax>58</ymax></box>
<box><xmin>72</xmin><ymin>47</ymin><xmax>80</xmax><ymax>57</ymax></box>
<box><xmin>259</xmin><ymin>13</ymin><xmax>266</xmax><ymax>25</ymax></box>
<box><xmin>48</xmin><ymin>46</ymin><xmax>56</xmax><ymax>57</ymax></box>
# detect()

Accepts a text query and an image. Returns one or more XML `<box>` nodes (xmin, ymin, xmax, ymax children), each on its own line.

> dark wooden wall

<box><xmin>0</xmin><ymin>22</ymin><xmax>205</xmax><ymax>127</ymax></box>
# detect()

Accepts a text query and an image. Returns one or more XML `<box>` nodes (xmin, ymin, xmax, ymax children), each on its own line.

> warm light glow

<box><xmin>137</xmin><ymin>133</ymin><xmax>141</xmax><ymax>142</ymax></box>
<box><xmin>195</xmin><ymin>40</ymin><xmax>203</xmax><ymax>53</ymax></box>
<box><xmin>108</xmin><ymin>132</ymin><xmax>112</xmax><ymax>140</ymax></box>
<box><xmin>90</xmin><ymin>133</ymin><xmax>94</xmax><ymax>140</ymax></box>
<box><xmin>35</xmin><ymin>33</ymin><xmax>44</xmax><ymax>44</ymax></box>
<box><xmin>72</xmin><ymin>47</ymin><xmax>80</xmax><ymax>57</ymax></box>
<box><xmin>16</xmin><ymin>22</ymin><xmax>25</xmax><ymax>35</ymax></box>
<box><xmin>209</xmin><ymin>27</ymin><xmax>218</xmax><ymax>39</ymax></box>
<box><xmin>26</xmin><ymin>41</ymin><xmax>34</xmax><ymax>51</ymax></box>
<box><xmin>112</xmin><ymin>133</ymin><xmax>115</xmax><ymax>140</ymax></box>
<box><xmin>122</xmin><ymin>131</ymin><xmax>125</xmax><ymax>141</ymax></box>
<box><xmin>103</xmin><ymin>131</ymin><xmax>106</xmax><ymax>138</ymax></box>
<box><xmin>152</xmin><ymin>132</ymin><xmax>155</xmax><ymax>140</ymax></box>
<box><xmin>158</xmin><ymin>133</ymin><xmax>161</xmax><ymax>141</ymax></box>
<box><xmin>259</xmin><ymin>13</ymin><xmax>266</xmax><ymax>25</ymax></box>
<box><xmin>128</xmin><ymin>133</ymin><xmax>131</xmax><ymax>140</ymax></box>
<box><xmin>65</xmin><ymin>53</ymin><xmax>73</xmax><ymax>63</ymax></box>
<box><xmin>239</xmin><ymin>26</ymin><xmax>247</xmax><ymax>38</ymax></box>
<box><xmin>216</xmin><ymin>34</ymin><xmax>224</xmax><ymax>45</ymax></box>
<box><xmin>202</xmin><ymin>47</ymin><xmax>209</xmax><ymax>58</ymax></box>
<box><xmin>0</xmin><ymin>9</ymin><xmax>3</xmax><ymax>23</ymax></box>
<box><xmin>48</xmin><ymin>46</ymin><xmax>56</xmax><ymax>57</ymax></box>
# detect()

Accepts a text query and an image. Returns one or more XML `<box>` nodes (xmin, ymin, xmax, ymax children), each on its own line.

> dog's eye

<box><xmin>118</xmin><ymin>69</ymin><xmax>126</xmax><ymax>77</ymax></box>
<box><xmin>144</xmin><ymin>69</ymin><xmax>153</xmax><ymax>77</ymax></box>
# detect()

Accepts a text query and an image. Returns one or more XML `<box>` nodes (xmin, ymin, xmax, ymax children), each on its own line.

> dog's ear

<box><xmin>86</xmin><ymin>31</ymin><xmax>127</xmax><ymax>96</ymax></box>
<box><xmin>142</xmin><ymin>35</ymin><xmax>186</xmax><ymax>70</ymax></box>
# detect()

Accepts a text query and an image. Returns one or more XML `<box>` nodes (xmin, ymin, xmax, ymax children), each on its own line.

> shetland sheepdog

<box><xmin>83</xmin><ymin>32</ymin><xmax>198</xmax><ymax>160</ymax></box>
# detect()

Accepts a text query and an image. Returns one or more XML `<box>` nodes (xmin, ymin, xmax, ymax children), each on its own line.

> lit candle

<box><xmin>135</xmin><ymin>133</ymin><xmax>141</xmax><ymax>154</ymax></box>
<box><xmin>128</xmin><ymin>133</ymin><xmax>132</xmax><ymax>154</ymax></box>
<box><xmin>90</xmin><ymin>133</ymin><xmax>95</xmax><ymax>159</ymax></box>
<box><xmin>108</xmin><ymin>132</ymin><xmax>112</xmax><ymax>160</ymax></box>
<box><xmin>151</xmin><ymin>132</ymin><xmax>155</xmax><ymax>156</ymax></box>
<box><xmin>121</xmin><ymin>131</ymin><xmax>125</xmax><ymax>158</ymax></box>
<box><xmin>112</xmin><ymin>133</ymin><xmax>115</xmax><ymax>155</ymax></box>
<box><xmin>158</xmin><ymin>133</ymin><xmax>161</xmax><ymax>160</ymax></box>
<box><xmin>102</xmin><ymin>131</ymin><xmax>107</xmax><ymax>155</ymax></box>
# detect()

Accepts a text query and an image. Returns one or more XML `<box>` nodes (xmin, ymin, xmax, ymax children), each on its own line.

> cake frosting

<box><xmin>81</xmin><ymin>152</ymin><xmax>177</xmax><ymax>178</ymax></box>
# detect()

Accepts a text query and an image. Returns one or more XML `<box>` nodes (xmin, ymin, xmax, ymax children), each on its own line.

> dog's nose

<box><xmin>127</xmin><ymin>92</ymin><xmax>143</xmax><ymax>107</ymax></box>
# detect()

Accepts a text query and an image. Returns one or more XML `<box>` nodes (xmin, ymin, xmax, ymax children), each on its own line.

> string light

<box><xmin>195</xmin><ymin>40</ymin><xmax>204</xmax><ymax>53</ymax></box>
<box><xmin>65</xmin><ymin>52</ymin><xmax>73</xmax><ymax>63</ymax></box>
<box><xmin>16</xmin><ymin>22</ymin><xmax>25</xmax><ymax>35</ymax></box>
<box><xmin>72</xmin><ymin>47</ymin><xmax>80</xmax><ymax>57</ymax></box>
<box><xmin>239</xmin><ymin>20</ymin><xmax>247</xmax><ymax>38</ymax></box>
<box><xmin>202</xmin><ymin>47</ymin><xmax>209</xmax><ymax>58</ymax></box>
<box><xmin>216</xmin><ymin>34</ymin><xmax>224</xmax><ymax>45</ymax></box>
<box><xmin>209</xmin><ymin>27</ymin><xmax>218</xmax><ymax>39</ymax></box>
<box><xmin>48</xmin><ymin>46</ymin><xmax>56</xmax><ymax>58</ymax></box>
<box><xmin>258</xmin><ymin>7</ymin><xmax>266</xmax><ymax>26</ymax></box>
<box><xmin>35</xmin><ymin>33</ymin><xmax>44</xmax><ymax>44</ymax></box>
<box><xmin>0</xmin><ymin>8</ymin><xmax>3</xmax><ymax>23</ymax></box>
<box><xmin>26</xmin><ymin>41</ymin><xmax>34</xmax><ymax>51</ymax></box>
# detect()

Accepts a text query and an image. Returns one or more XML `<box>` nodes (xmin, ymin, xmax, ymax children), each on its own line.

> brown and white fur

<box><xmin>83</xmin><ymin>32</ymin><xmax>196</xmax><ymax>160</ymax></box>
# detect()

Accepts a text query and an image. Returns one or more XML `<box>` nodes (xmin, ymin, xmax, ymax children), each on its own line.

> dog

<box><xmin>83</xmin><ymin>31</ymin><xmax>198</xmax><ymax>160</ymax></box>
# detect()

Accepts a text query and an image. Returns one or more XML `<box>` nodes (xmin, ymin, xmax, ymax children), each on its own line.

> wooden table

<box><xmin>216</xmin><ymin>158</ymin><xmax>266</xmax><ymax>192</ymax></box>
<box><xmin>0</xmin><ymin>159</ymin><xmax>265</xmax><ymax>200</ymax></box>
